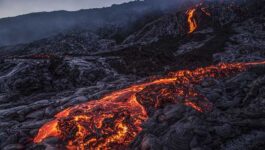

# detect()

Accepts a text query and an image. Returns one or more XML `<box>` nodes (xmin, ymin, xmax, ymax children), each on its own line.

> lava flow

<box><xmin>186</xmin><ymin>1</ymin><xmax>211</xmax><ymax>33</ymax></box>
<box><xmin>186</xmin><ymin>8</ymin><xmax>198</xmax><ymax>33</ymax></box>
<box><xmin>34</xmin><ymin>61</ymin><xmax>265</xmax><ymax>150</ymax></box>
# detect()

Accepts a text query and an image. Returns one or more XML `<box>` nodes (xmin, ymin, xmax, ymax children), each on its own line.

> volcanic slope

<box><xmin>0</xmin><ymin>0</ymin><xmax>265</xmax><ymax>149</ymax></box>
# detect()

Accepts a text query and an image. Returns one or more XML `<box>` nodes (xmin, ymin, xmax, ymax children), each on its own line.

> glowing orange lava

<box><xmin>185</xmin><ymin>1</ymin><xmax>211</xmax><ymax>34</ymax></box>
<box><xmin>186</xmin><ymin>8</ymin><xmax>198</xmax><ymax>33</ymax></box>
<box><xmin>34</xmin><ymin>61</ymin><xmax>265</xmax><ymax>149</ymax></box>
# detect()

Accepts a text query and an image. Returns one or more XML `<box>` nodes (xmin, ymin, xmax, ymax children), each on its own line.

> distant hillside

<box><xmin>0</xmin><ymin>0</ymin><xmax>197</xmax><ymax>47</ymax></box>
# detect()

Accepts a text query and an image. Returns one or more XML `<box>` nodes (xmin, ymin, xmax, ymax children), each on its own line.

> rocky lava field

<box><xmin>0</xmin><ymin>0</ymin><xmax>265</xmax><ymax>150</ymax></box>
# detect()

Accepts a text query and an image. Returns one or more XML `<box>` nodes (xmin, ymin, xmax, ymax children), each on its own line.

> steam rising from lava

<box><xmin>34</xmin><ymin>61</ymin><xmax>265</xmax><ymax>149</ymax></box>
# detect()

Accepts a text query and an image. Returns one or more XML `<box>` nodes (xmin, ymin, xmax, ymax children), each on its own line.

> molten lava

<box><xmin>186</xmin><ymin>8</ymin><xmax>198</xmax><ymax>33</ymax></box>
<box><xmin>34</xmin><ymin>61</ymin><xmax>265</xmax><ymax>149</ymax></box>
<box><xmin>185</xmin><ymin>0</ymin><xmax>211</xmax><ymax>34</ymax></box>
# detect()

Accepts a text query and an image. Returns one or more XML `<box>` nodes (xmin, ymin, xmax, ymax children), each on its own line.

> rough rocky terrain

<box><xmin>0</xmin><ymin>0</ymin><xmax>265</xmax><ymax>149</ymax></box>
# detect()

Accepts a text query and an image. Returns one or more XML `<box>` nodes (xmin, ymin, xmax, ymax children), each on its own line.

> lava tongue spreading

<box><xmin>34</xmin><ymin>61</ymin><xmax>265</xmax><ymax>149</ymax></box>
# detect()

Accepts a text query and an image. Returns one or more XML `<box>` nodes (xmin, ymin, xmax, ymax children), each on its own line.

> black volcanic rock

<box><xmin>0</xmin><ymin>0</ymin><xmax>199</xmax><ymax>47</ymax></box>
<box><xmin>0</xmin><ymin>0</ymin><xmax>265</xmax><ymax>149</ymax></box>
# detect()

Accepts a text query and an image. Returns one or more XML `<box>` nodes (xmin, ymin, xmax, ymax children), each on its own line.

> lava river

<box><xmin>34</xmin><ymin>61</ymin><xmax>265</xmax><ymax>149</ymax></box>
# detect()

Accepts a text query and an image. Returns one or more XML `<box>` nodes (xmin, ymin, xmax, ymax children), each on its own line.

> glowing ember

<box><xmin>186</xmin><ymin>8</ymin><xmax>198</xmax><ymax>33</ymax></box>
<box><xmin>34</xmin><ymin>61</ymin><xmax>265</xmax><ymax>149</ymax></box>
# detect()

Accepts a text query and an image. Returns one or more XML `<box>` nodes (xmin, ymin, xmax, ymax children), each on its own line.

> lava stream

<box><xmin>186</xmin><ymin>1</ymin><xmax>211</xmax><ymax>34</ymax></box>
<box><xmin>186</xmin><ymin>8</ymin><xmax>198</xmax><ymax>33</ymax></box>
<box><xmin>34</xmin><ymin>61</ymin><xmax>265</xmax><ymax>150</ymax></box>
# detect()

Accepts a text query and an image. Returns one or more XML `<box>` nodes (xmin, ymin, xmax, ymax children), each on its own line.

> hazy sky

<box><xmin>0</xmin><ymin>0</ymin><xmax>132</xmax><ymax>18</ymax></box>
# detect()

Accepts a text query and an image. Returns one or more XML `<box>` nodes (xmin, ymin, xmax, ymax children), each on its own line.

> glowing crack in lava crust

<box><xmin>34</xmin><ymin>61</ymin><xmax>265</xmax><ymax>149</ymax></box>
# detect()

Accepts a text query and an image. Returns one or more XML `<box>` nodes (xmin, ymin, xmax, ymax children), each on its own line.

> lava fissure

<box><xmin>34</xmin><ymin>61</ymin><xmax>265</xmax><ymax>149</ymax></box>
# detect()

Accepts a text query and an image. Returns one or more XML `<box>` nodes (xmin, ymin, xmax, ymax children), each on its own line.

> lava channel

<box><xmin>186</xmin><ymin>8</ymin><xmax>198</xmax><ymax>33</ymax></box>
<box><xmin>186</xmin><ymin>2</ymin><xmax>211</xmax><ymax>34</ymax></box>
<box><xmin>33</xmin><ymin>61</ymin><xmax>265</xmax><ymax>150</ymax></box>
